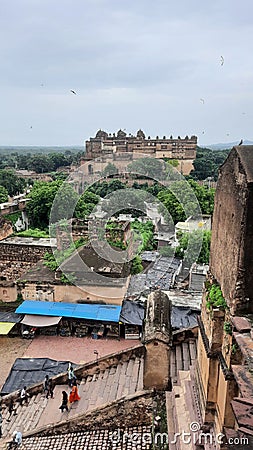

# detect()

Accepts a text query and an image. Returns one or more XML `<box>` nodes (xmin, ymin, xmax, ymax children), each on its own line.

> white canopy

<box><xmin>21</xmin><ymin>315</ymin><xmax>62</xmax><ymax>327</ymax></box>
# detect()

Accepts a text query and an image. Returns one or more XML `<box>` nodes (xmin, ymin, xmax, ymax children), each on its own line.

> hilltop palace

<box><xmin>82</xmin><ymin>129</ymin><xmax>197</xmax><ymax>176</ymax></box>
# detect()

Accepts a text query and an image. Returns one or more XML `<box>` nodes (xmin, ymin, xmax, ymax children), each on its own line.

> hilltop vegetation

<box><xmin>190</xmin><ymin>147</ymin><xmax>230</xmax><ymax>180</ymax></box>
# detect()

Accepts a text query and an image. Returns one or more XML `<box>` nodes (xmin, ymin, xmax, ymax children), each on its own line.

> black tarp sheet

<box><xmin>120</xmin><ymin>300</ymin><xmax>199</xmax><ymax>330</ymax></box>
<box><xmin>1</xmin><ymin>357</ymin><xmax>76</xmax><ymax>395</ymax></box>
<box><xmin>171</xmin><ymin>306</ymin><xmax>199</xmax><ymax>330</ymax></box>
<box><xmin>0</xmin><ymin>311</ymin><xmax>23</xmax><ymax>323</ymax></box>
<box><xmin>120</xmin><ymin>300</ymin><xmax>145</xmax><ymax>325</ymax></box>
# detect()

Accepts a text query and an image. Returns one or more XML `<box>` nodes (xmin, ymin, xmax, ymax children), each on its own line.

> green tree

<box><xmin>26</xmin><ymin>180</ymin><xmax>79</xmax><ymax>229</ymax></box>
<box><xmin>0</xmin><ymin>185</ymin><xmax>8</xmax><ymax>203</ymax></box>
<box><xmin>127</xmin><ymin>158</ymin><xmax>166</xmax><ymax>180</ymax></box>
<box><xmin>130</xmin><ymin>255</ymin><xmax>143</xmax><ymax>274</ymax></box>
<box><xmin>48</xmin><ymin>153</ymin><xmax>69</xmax><ymax>171</ymax></box>
<box><xmin>157</xmin><ymin>179</ymin><xmax>214</xmax><ymax>223</ymax></box>
<box><xmin>175</xmin><ymin>230</ymin><xmax>211</xmax><ymax>264</ymax></box>
<box><xmin>27</xmin><ymin>154</ymin><xmax>54</xmax><ymax>173</ymax></box>
<box><xmin>0</xmin><ymin>169</ymin><xmax>26</xmax><ymax>196</ymax></box>
<box><xmin>89</xmin><ymin>180</ymin><xmax>126</xmax><ymax>197</ymax></box>
<box><xmin>131</xmin><ymin>220</ymin><xmax>155</xmax><ymax>251</ymax></box>
<box><xmin>102</xmin><ymin>163</ymin><xmax>118</xmax><ymax>177</ymax></box>
<box><xmin>190</xmin><ymin>147</ymin><xmax>230</xmax><ymax>180</ymax></box>
<box><xmin>75</xmin><ymin>191</ymin><xmax>100</xmax><ymax>218</ymax></box>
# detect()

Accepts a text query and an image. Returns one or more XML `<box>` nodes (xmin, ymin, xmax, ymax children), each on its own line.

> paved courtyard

<box><xmin>23</xmin><ymin>335</ymin><xmax>141</xmax><ymax>364</ymax></box>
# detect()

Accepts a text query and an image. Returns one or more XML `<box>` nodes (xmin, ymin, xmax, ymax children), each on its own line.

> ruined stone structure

<box><xmin>196</xmin><ymin>146</ymin><xmax>253</xmax><ymax>446</ymax></box>
<box><xmin>0</xmin><ymin>217</ymin><xmax>13</xmax><ymax>241</ymax></box>
<box><xmin>83</xmin><ymin>129</ymin><xmax>197</xmax><ymax>175</ymax></box>
<box><xmin>0</xmin><ymin>237</ymin><xmax>55</xmax><ymax>283</ymax></box>
<box><xmin>142</xmin><ymin>290</ymin><xmax>171</xmax><ymax>390</ymax></box>
<box><xmin>210</xmin><ymin>146</ymin><xmax>253</xmax><ymax>315</ymax></box>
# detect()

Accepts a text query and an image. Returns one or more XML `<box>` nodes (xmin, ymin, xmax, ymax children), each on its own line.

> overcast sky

<box><xmin>0</xmin><ymin>0</ymin><xmax>253</xmax><ymax>147</ymax></box>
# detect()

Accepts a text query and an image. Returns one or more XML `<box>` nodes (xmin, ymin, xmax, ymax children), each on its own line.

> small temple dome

<box><xmin>117</xmin><ymin>129</ymin><xmax>127</xmax><ymax>138</ymax></box>
<box><xmin>137</xmin><ymin>129</ymin><xmax>145</xmax><ymax>139</ymax></box>
<box><xmin>95</xmin><ymin>129</ymin><xmax>108</xmax><ymax>139</ymax></box>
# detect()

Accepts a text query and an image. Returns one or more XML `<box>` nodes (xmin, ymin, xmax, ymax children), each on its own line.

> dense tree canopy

<box><xmin>75</xmin><ymin>191</ymin><xmax>100</xmax><ymax>218</ymax></box>
<box><xmin>131</xmin><ymin>220</ymin><xmax>155</xmax><ymax>252</ymax></box>
<box><xmin>0</xmin><ymin>150</ymin><xmax>82</xmax><ymax>172</ymax></box>
<box><xmin>26</xmin><ymin>180</ymin><xmax>79</xmax><ymax>229</ymax></box>
<box><xmin>157</xmin><ymin>179</ymin><xmax>215</xmax><ymax>223</ymax></box>
<box><xmin>190</xmin><ymin>147</ymin><xmax>230</xmax><ymax>180</ymax></box>
<box><xmin>88</xmin><ymin>179</ymin><xmax>126</xmax><ymax>197</ymax></box>
<box><xmin>0</xmin><ymin>185</ymin><xmax>8</xmax><ymax>203</ymax></box>
<box><xmin>175</xmin><ymin>230</ymin><xmax>211</xmax><ymax>264</ymax></box>
<box><xmin>26</xmin><ymin>181</ymin><xmax>101</xmax><ymax>229</ymax></box>
<box><xmin>127</xmin><ymin>158</ymin><xmax>166</xmax><ymax>180</ymax></box>
<box><xmin>102</xmin><ymin>163</ymin><xmax>118</xmax><ymax>177</ymax></box>
<box><xmin>0</xmin><ymin>169</ymin><xmax>26</xmax><ymax>196</ymax></box>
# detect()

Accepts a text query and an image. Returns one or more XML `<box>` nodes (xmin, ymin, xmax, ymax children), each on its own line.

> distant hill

<box><xmin>206</xmin><ymin>140</ymin><xmax>253</xmax><ymax>150</ymax></box>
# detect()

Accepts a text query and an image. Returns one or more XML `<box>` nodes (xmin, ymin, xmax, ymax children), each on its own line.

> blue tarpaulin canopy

<box><xmin>16</xmin><ymin>300</ymin><xmax>121</xmax><ymax>323</ymax></box>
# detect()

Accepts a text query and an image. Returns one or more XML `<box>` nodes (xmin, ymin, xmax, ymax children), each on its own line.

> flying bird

<box><xmin>238</xmin><ymin>139</ymin><xmax>243</xmax><ymax>146</ymax></box>
<box><xmin>200</xmin><ymin>98</ymin><xmax>205</xmax><ymax>104</ymax></box>
<box><xmin>220</xmin><ymin>56</ymin><xmax>224</xmax><ymax>66</ymax></box>
<box><xmin>70</xmin><ymin>90</ymin><xmax>77</xmax><ymax>95</ymax></box>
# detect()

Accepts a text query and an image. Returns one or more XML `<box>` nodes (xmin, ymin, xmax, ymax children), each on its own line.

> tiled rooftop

<box><xmin>16</xmin><ymin>426</ymin><xmax>153</xmax><ymax>449</ymax></box>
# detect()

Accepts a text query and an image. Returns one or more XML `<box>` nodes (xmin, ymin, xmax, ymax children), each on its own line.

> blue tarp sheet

<box><xmin>15</xmin><ymin>300</ymin><xmax>121</xmax><ymax>323</ymax></box>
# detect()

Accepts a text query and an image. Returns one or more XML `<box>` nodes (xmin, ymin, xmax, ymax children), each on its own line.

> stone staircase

<box><xmin>170</xmin><ymin>339</ymin><xmax>197</xmax><ymax>385</ymax></box>
<box><xmin>1</xmin><ymin>354</ymin><xmax>144</xmax><ymax>444</ymax></box>
<box><xmin>166</xmin><ymin>369</ymin><xmax>219</xmax><ymax>450</ymax></box>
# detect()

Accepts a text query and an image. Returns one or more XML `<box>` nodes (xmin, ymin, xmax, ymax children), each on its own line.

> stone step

<box><xmin>182</xmin><ymin>342</ymin><xmax>190</xmax><ymax>370</ymax></box>
<box><xmin>137</xmin><ymin>357</ymin><xmax>143</xmax><ymax>391</ymax></box>
<box><xmin>2</xmin><ymin>355</ymin><xmax>145</xmax><ymax>440</ymax></box>
<box><xmin>170</xmin><ymin>349</ymin><xmax>177</xmax><ymax>381</ymax></box>
<box><xmin>189</xmin><ymin>339</ymin><xmax>197</xmax><ymax>362</ymax></box>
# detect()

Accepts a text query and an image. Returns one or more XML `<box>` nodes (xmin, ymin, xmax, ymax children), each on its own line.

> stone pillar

<box><xmin>142</xmin><ymin>290</ymin><xmax>171</xmax><ymax>390</ymax></box>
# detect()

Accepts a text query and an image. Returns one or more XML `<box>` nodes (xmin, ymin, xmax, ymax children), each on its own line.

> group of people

<box><xmin>43</xmin><ymin>375</ymin><xmax>54</xmax><ymax>399</ymax></box>
<box><xmin>0</xmin><ymin>365</ymin><xmax>80</xmax><ymax>445</ymax></box>
<box><xmin>59</xmin><ymin>364</ymin><xmax>80</xmax><ymax>412</ymax></box>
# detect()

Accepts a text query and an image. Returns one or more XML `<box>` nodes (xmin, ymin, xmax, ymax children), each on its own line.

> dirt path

<box><xmin>0</xmin><ymin>336</ymin><xmax>31</xmax><ymax>390</ymax></box>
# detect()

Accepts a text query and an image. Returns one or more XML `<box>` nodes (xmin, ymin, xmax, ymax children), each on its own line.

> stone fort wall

<box><xmin>0</xmin><ymin>243</ymin><xmax>53</xmax><ymax>281</ymax></box>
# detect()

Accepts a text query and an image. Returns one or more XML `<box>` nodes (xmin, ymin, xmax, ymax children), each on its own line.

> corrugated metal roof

<box><xmin>16</xmin><ymin>300</ymin><xmax>121</xmax><ymax>323</ymax></box>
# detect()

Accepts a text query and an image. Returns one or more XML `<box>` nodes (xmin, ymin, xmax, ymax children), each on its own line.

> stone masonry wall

<box><xmin>210</xmin><ymin>149</ymin><xmax>250</xmax><ymax>314</ymax></box>
<box><xmin>0</xmin><ymin>243</ymin><xmax>53</xmax><ymax>281</ymax></box>
<box><xmin>0</xmin><ymin>218</ymin><xmax>13</xmax><ymax>241</ymax></box>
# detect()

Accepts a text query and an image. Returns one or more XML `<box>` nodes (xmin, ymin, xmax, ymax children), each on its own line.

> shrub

<box><xmin>206</xmin><ymin>284</ymin><xmax>227</xmax><ymax>310</ymax></box>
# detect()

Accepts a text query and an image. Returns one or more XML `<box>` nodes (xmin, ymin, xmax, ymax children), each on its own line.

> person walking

<box><xmin>43</xmin><ymin>375</ymin><xmax>49</xmax><ymax>397</ymax></box>
<box><xmin>47</xmin><ymin>378</ymin><xmax>54</xmax><ymax>399</ymax></box>
<box><xmin>0</xmin><ymin>408</ymin><xmax>3</xmax><ymax>438</ymax></box>
<box><xmin>59</xmin><ymin>391</ymin><xmax>69</xmax><ymax>412</ymax></box>
<box><xmin>10</xmin><ymin>430</ymin><xmax>22</xmax><ymax>448</ymax></box>
<box><xmin>20</xmin><ymin>386</ymin><xmax>29</xmax><ymax>405</ymax></box>
<box><xmin>67</xmin><ymin>364</ymin><xmax>76</xmax><ymax>387</ymax></box>
<box><xmin>69</xmin><ymin>379</ymin><xmax>80</xmax><ymax>404</ymax></box>
<box><xmin>7</xmin><ymin>399</ymin><xmax>17</xmax><ymax>421</ymax></box>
